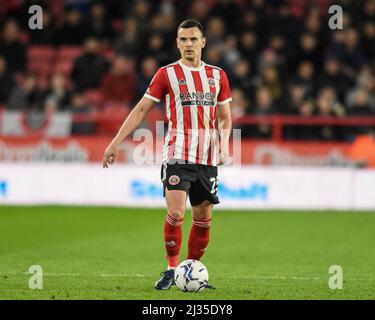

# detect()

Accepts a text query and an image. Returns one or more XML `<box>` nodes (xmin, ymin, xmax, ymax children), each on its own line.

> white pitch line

<box><xmin>0</xmin><ymin>272</ymin><xmax>147</xmax><ymax>277</ymax></box>
<box><xmin>0</xmin><ymin>272</ymin><xmax>373</xmax><ymax>282</ymax></box>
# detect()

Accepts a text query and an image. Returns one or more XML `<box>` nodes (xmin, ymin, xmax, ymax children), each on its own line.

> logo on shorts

<box><xmin>169</xmin><ymin>175</ymin><xmax>180</xmax><ymax>186</ymax></box>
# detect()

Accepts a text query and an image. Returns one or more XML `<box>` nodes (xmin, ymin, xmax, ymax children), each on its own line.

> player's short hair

<box><xmin>177</xmin><ymin>20</ymin><xmax>204</xmax><ymax>37</ymax></box>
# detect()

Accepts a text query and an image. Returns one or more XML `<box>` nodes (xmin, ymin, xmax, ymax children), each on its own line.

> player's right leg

<box><xmin>155</xmin><ymin>189</ymin><xmax>187</xmax><ymax>290</ymax></box>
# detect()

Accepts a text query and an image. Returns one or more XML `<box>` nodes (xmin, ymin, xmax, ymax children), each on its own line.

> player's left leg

<box><xmin>187</xmin><ymin>164</ymin><xmax>219</xmax><ymax>261</ymax></box>
<box><xmin>187</xmin><ymin>200</ymin><xmax>213</xmax><ymax>260</ymax></box>
<box><xmin>187</xmin><ymin>199</ymin><xmax>217</xmax><ymax>289</ymax></box>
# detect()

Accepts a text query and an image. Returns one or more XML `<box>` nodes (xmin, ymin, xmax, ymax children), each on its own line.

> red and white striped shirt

<box><xmin>144</xmin><ymin>60</ymin><xmax>232</xmax><ymax>166</ymax></box>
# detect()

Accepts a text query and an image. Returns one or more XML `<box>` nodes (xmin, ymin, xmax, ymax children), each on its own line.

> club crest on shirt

<box><xmin>208</xmin><ymin>78</ymin><xmax>216</xmax><ymax>87</ymax></box>
<box><xmin>169</xmin><ymin>175</ymin><xmax>180</xmax><ymax>185</ymax></box>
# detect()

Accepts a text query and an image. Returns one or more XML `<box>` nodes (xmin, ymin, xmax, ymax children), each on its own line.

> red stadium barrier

<box><xmin>234</xmin><ymin>115</ymin><xmax>375</xmax><ymax>142</ymax></box>
<box><xmin>68</xmin><ymin>113</ymin><xmax>375</xmax><ymax>143</ymax></box>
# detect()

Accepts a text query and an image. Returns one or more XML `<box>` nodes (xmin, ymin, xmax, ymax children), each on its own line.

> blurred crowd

<box><xmin>0</xmin><ymin>0</ymin><xmax>374</xmax><ymax>140</ymax></box>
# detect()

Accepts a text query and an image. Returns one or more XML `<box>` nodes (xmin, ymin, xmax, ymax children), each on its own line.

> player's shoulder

<box><xmin>204</xmin><ymin>62</ymin><xmax>229</xmax><ymax>78</ymax></box>
<box><xmin>204</xmin><ymin>62</ymin><xmax>224</xmax><ymax>72</ymax></box>
<box><xmin>159</xmin><ymin>61</ymin><xmax>180</xmax><ymax>70</ymax></box>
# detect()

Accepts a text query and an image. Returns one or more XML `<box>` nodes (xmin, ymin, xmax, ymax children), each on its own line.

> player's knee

<box><xmin>167</xmin><ymin>207</ymin><xmax>185</xmax><ymax>220</ymax></box>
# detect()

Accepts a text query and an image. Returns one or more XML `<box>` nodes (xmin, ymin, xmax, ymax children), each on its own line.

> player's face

<box><xmin>177</xmin><ymin>27</ymin><xmax>206</xmax><ymax>61</ymax></box>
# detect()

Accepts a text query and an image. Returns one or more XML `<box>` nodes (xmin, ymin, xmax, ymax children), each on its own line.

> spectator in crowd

<box><xmin>259</xmin><ymin>66</ymin><xmax>283</xmax><ymax>102</ymax></box>
<box><xmin>114</xmin><ymin>17</ymin><xmax>141</xmax><ymax>56</ymax></box>
<box><xmin>136</xmin><ymin>57</ymin><xmax>158</xmax><ymax>100</ymax></box>
<box><xmin>131</xmin><ymin>0</ymin><xmax>152</xmax><ymax>40</ymax></box>
<box><xmin>204</xmin><ymin>46</ymin><xmax>225</xmax><ymax>68</ymax></box>
<box><xmin>289</xmin><ymin>33</ymin><xmax>321</xmax><ymax>71</ymax></box>
<box><xmin>265</xmin><ymin>2</ymin><xmax>301</xmax><ymax>46</ymax></box>
<box><xmin>222</xmin><ymin>34</ymin><xmax>241</xmax><ymax>67</ymax></box>
<box><xmin>240</xmin><ymin>9</ymin><xmax>262</xmax><ymax>36</ymax></box>
<box><xmin>346</xmin><ymin>65</ymin><xmax>375</xmax><ymax>114</ymax></box>
<box><xmin>281</xmin><ymin>82</ymin><xmax>312</xmax><ymax>139</ymax></box>
<box><xmin>209</xmin><ymin>0</ymin><xmax>241</xmax><ymax>34</ymax></box>
<box><xmin>231</xmin><ymin>87</ymin><xmax>250</xmax><ymax>120</ymax></box>
<box><xmin>253</xmin><ymin>86</ymin><xmax>275</xmax><ymax>138</ymax></box>
<box><xmin>71</xmin><ymin>37</ymin><xmax>109</xmax><ymax>91</ymax></box>
<box><xmin>347</xmin><ymin>89</ymin><xmax>373</xmax><ymax>117</ymax></box>
<box><xmin>315</xmin><ymin>87</ymin><xmax>345</xmax><ymax>141</ymax></box>
<box><xmin>230</xmin><ymin>59</ymin><xmax>254</xmax><ymax>101</ymax></box>
<box><xmin>362</xmin><ymin>20</ymin><xmax>375</xmax><ymax>63</ymax></box>
<box><xmin>0</xmin><ymin>19</ymin><xmax>26</xmax><ymax>74</ymax></box>
<box><xmin>142</xmin><ymin>33</ymin><xmax>171</xmax><ymax>66</ymax></box>
<box><xmin>267</xmin><ymin>33</ymin><xmax>287</xmax><ymax>58</ymax></box>
<box><xmin>238</xmin><ymin>30</ymin><xmax>258</xmax><ymax>69</ymax></box>
<box><xmin>296</xmin><ymin>100</ymin><xmax>316</xmax><ymax>140</ymax></box>
<box><xmin>340</xmin><ymin>28</ymin><xmax>367</xmax><ymax>73</ymax></box>
<box><xmin>0</xmin><ymin>55</ymin><xmax>15</xmax><ymax>104</ymax></box>
<box><xmin>57</xmin><ymin>7</ymin><xmax>87</xmax><ymax>45</ymax></box>
<box><xmin>100</xmin><ymin>54</ymin><xmax>136</xmax><ymax>104</ymax></box>
<box><xmin>44</xmin><ymin>97</ymin><xmax>59</xmax><ymax>114</ymax></box>
<box><xmin>302</xmin><ymin>7</ymin><xmax>327</xmax><ymax>47</ymax></box>
<box><xmin>317</xmin><ymin>58</ymin><xmax>353</xmax><ymax>102</ymax></box>
<box><xmin>206</xmin><ymin>17</ymin><xmax>226</xmax><ymax>49</ymax></box>
<box><xmin>292</xmin><ymin>61</ymin><xmax>316</xmax><ymax>97</ymax></box>
<box><xmin>85</xmin><ymin>1</ymin><xmax>114</xmax><ymax>44</ymax></box>
<box><xmin>29</xmin><ymin>10</ymin><xmax>57</xmax><ymax>45</ymax></box>
<box><xmin>282</xmin><ymin>82</ymin><xmax>308</xmax><ymax>115</ymax></box>
<box><xmin>44</xmin><ymin>73</ymin><xmax>72</xmax><ymax>111</ymax></box>
<box><xmin>230</xmin><ymin>87</ymin><xmax>252</xmax><ymax>138</ymax></box>
<box><xmin>7</xmin><ymin>74</ymin><xmax>44</xmax><ymax>111</ymax></box>
<box><xmin>186</xmin><ymin>0</ymin><xmax>211</xmax><ymax>27</ymax></box>
<box><xmin>70</xmin><ymin>91</ymin><xmax>95</xmax><ymax>135</ymax></box>
<box><xmin>257</xmin><ymin>48</ymin><xmax>284</xmax><ymax>73</ymax></box>
<box><xmin>0</xmin><ymin>0</ymin><xmax>373</xmax><ymax>140</ymax></box>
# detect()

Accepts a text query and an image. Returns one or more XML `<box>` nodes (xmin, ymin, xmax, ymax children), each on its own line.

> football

<box><xmin>174</xmin><ymin>259</ymin><xmax>209</xmax><ymax>292</ymax></box>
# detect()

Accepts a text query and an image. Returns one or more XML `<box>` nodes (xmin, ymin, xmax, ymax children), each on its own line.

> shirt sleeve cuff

<box><xmin>217</xmin><ymin>97</ymin><xmax>232</xmax><ymax>105</ymax></box>
<box><xmin>144</xmin><ymin>93</ymin><xmax>161</xmax><ymax>103</ymax></box>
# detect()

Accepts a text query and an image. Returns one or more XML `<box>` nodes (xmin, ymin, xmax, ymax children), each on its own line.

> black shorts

<box><xmin>161</xmin><ymin>159</ymin><xmax>220</xmax><ymax>206</ymax></box>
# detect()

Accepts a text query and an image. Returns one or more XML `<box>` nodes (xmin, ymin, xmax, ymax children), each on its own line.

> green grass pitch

<box><xmin>0</xmin><ymin>206</ymin><xmax>374</xmax><ymax>300</ymax></box>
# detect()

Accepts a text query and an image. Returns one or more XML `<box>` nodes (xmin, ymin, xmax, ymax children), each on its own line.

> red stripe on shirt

<box><xmin>191</xmin><ymin>70</ymin><xmax>205</xmax><ymax>164</ymax></box>
<box><xmin>164</xmin><ymin>68</ymin><xmax>177</xmax><ymax>160</ymax></box>
<box><xmin>205</xmin><ymin>66</ymin><xmax>217</xmax><ymax>166</ymax></box>
<box><xmin>173</xmin><ymin>64</ymin><xmax>190</xmax><ymax>161</ymax></box>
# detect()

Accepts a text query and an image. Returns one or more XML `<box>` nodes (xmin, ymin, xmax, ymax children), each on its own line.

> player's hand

<box><xmin>103</xmin><ymin>143</ymin><xmax>119</xmax><ymax>168</ymax></box>
<box><xmin>218</xmin><ymin>150</ymin><xmax>231</xmax><ymax>166</ymax></box>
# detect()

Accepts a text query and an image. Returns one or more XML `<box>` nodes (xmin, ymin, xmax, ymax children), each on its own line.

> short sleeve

<box><xmin>217</xmin><ymin>69</ymin><xmax>232</xmax><ymax>105</ymax></box>
<box><xmin>144</xmin><ymin>68</ymin><xmax>167</xmax><ymax>103</ymax></box>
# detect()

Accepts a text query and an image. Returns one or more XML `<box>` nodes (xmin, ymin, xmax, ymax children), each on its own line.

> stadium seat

<box><xmin>49</xmin><ymin>0</ymin><xmax>65</xmax><ymax>25</ymax></box>
<box><xmin>57</xmin><ymin>46</ymin><xmax>82</xmax><ymax>61</ymax></box>
<box><xmin>27</xmin><ymin>46</ymin><xmax>56</xmax><ymax>78</ymax></box>
<box><xmin>97</xmin><ymin>103</ymin><xmax>130</xmax><ymax>134</ymax></box>
<box><xmin>28</xmin><ymin>46</ymin><xmax>56</xmax><ymax>62</ymax></box>
<box><xmin>53</xmin><ymin>60</ymin><xmax>74</xmax><ymax>77</ymax></box>
<box><xmin>112</xmin><ymin>19</ymin><xmax>123</xmax><ymax>32</ymax></box>
<box><xmin>19</xmin><ymin>31</ymin><xmax>30</xmax><ymax>44</ymax></box>
<box><xmin>84</xmin><ymin>90</ymin><xmax>104</xmax><ymax>109</ymax></box>
<box><xmin>102</xmin><ymin>48</ymin><xmax>114</xmax><ymax>60</ymax></box>
<box><xmin>27</xmin><ymin>61</ymin><xmax>53</xmax><ymax>78</ymax></box>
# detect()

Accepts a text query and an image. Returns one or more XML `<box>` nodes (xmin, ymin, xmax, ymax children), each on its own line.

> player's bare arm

<box><xmin>102</xmin><ymin>97</ymin><xmax>155</xmax><ymax>168</ymax></box>
<box><xmin>217</xmin><ymin>102</ymin><xmax>232</xmax><ymax>165</ymax></box>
